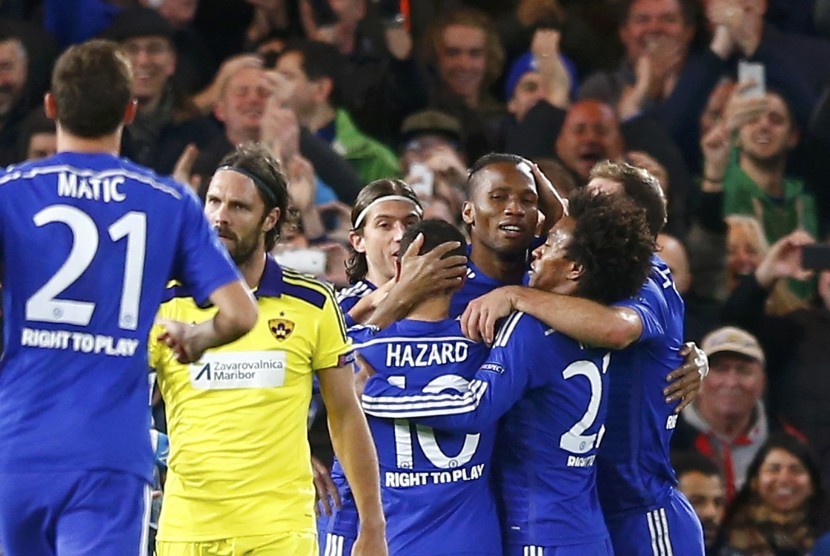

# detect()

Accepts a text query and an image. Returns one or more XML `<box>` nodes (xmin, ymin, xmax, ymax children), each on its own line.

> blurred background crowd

<box><xmin>2</xmin><ymin>0</ymin><xmax>830</xmax><ymax>553</ymax></box>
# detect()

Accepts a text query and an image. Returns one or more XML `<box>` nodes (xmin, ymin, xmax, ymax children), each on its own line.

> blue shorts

<box><xmin>320</xmin><ymin>532</ymin><xmax>355</xmax><ymax>556</ymax></box>
<box><xmin>605</xmin><ymin>488</ymin><xmax>705</xmax><ymax>556</ymax></box>
<box><xmin>320</xmin><ymin>493</ymin><xmax>358</xmax><ymax>556</ymax></box>
<box><xmin>316</xmin><ymin>514</ymin><xmax>329</xmax><ymax>556</ymax></box>
<box><xmin>0</xmin><ymin>469</ymin><xmax>151</xmax><ymax>556</ymax></box>
<box><xmin>506</xmin><ymin>539</ymin><xmax>613</xmax><ymax>556</ymax></box>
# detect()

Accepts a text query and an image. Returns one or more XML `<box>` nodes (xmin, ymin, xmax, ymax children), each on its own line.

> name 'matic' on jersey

<box><xmin>363</xmin><ymin>312</ymin><xmax>612</xmax><ymax>549</ymax></box>
<box><xmin>0</xmin><ymin>152</ymin><xmax>239</xmax><ymax>482</ymax></box>
<box><xmin>597</xmin><ymin>254</ymin><xmax>686</xmax><ymax>514</ymax></box>
<box><xmin>349</xmin><ymin>318</ymin><xmax>500</xmax><ymax>556</ymax></box>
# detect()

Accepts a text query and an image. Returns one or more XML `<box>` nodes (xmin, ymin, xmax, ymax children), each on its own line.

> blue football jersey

<box><xmin>336</xmin><ymin>279</ymin><xmax>376</xmax><ymax>328</ymax></box>
<box><xmin>336</xmin><ymin>318</ymin><xmax>499</xmax><ymax>556</ymax></box>
<box><xmin>449</xmin><ymin>250</ymin><xmax>510</xmax><ymax>318</ymax></box>
<box><xmin>450</xmin><ymin>242</ymin><xmax>539</xmax><ymax>318</ymax></box>
<box><xmin>597</xmin><ymin>255</ymin><xmax>686</xmax><ymax>515</ymax></box>
<box><xmin>0</xmin><ymin>152</ymin><xmax>240</xmax><ymax>482</ymax></box>
<box><xmin>363</xmin><ymin>311</ymin><xmax>612</xmax><ymax>547</ymax></box>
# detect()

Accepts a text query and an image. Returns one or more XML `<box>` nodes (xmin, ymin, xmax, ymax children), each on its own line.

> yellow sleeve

<box><xmin>312</xmin><ymin>284</ymin><xmax>352</xmax><ymax>371</ymax></box>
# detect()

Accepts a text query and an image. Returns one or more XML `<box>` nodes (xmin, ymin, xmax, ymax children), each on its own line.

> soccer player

<box><xmin>338</xmin><ymin>178</ymin><xmax>425</xmax><ymax>326</ymax></box>
<box><xmin>0</xmin><ymin>40</ymin><xmax>257</xmax><ymax>556</ymax></box>
<box><xmin>460</xmin><ymin>161</ymin><xmax>707</xmax><ymax>554</ymax></box>
<box><xmin>449</xmin><ymin>152</ymin><xmax>564</xmax><ymax>317</ymax></box>
<box><xmin>329</xmin><ymin>219</ymin><xmax>499</xmax><ymax>556</ymax></box>
<box><xmin>318</xmin><ymin>179</ymin><xmax>460</xmax><ymax>555</ymax></box>
<box><xmin>362</xmin><ymin>189</ymin><xmax>656</xmax><ymax>555</ymax></box>
<box><xmin>339</xmin><ymin>178</ymin><xmax>469</xmax><ymax>328</ymax></box>
<box><xmin>150</xmin><ymin>144</ymin><xmax>386</xmax><ymax>556</ymax></box>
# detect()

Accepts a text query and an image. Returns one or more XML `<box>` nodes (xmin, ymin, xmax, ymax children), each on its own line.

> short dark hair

<box><xmin>217</xmin><ymin>142</ymin><xmax>289</xmax><ymax>251</ymax></box>
<box><xmin>281</xmin><ymin>39</ymin><xmax>345</xmax><ymax>108</ymax></box>
<box><xmin>51</xmin><ymin>40</ymin><xmax>133</xmax><ymax>138</ymax></box>
<box><xmin>672</xmin><ymin>451</ymin><xmax>722</xmax><ymax>480</ymax></box>
<box><xmin>565</xmin><ymin>187</ymin><xmax>655</xmax><ymax>305</ymax></box>
<box><xmin>0</xmin><ymin>28</ymin><xmax>26</xmax><ymax>62</ymax></box>
<box><xmin>589</xmin><ymin>160</ymin><xmax>667</xmax><ymax>238</ymax></box>
<box><xmin>346</xmin><ymin>179</ymin><xmax>422</xmax><ymax>284</ymax></box>
<box><xmin>398</xmin><ymin>219</ymin><xmax>467</xmax><ymax>261</ymax></box>
<box><xmin>467</xmin><ymin>152</ymin><xmax>532</xmax><ymax>195</ymax></box>
<box><xmin>102</xmin><ymin>6</ymin><xmax>175</xmax><ymax>43</ymax></box>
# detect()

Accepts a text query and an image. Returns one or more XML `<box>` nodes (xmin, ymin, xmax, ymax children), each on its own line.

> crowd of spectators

<box><xmin>2</xmin><ymin>0</ymin><xmax>830</xmax><ymax>553</ymax></box>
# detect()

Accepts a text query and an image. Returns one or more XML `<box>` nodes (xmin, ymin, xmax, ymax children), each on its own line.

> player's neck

<box><xmin>238</xmin><ymin>249</ymin><xmax>268</xmax><ymax>290</ymax></box>
<box><xmin>57</xmin><ymin>128</ymin><xmax>122</xmax><ymax>156</ymax></box>
<box><xmin>407</xmin><ymin>296</ymin><xmax>450</xmax><ymax>322</ymax></box>
<box><xmin>470</xmin><ymin>241</ymin><xmax>526</xmax><ymax>284</ymax></box>
<box><xmin>365</xmin><ymin>269</ymin><xmax>391</xmax><ymax>289</ymax></box>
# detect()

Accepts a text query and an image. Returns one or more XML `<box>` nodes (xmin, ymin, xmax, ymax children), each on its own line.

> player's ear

<box><xmin>569</xmin><ymin>262</ymin><xmax>585</xmax><ymax>282</ymax></box>
<box><xmin>349</xmin><ymin>230</ymin><xmax>366</xmax><ymax>253</ymax></box>
<box><xmin>461</xmin><ymin>201</ymin><xmax>475</xmax><ymax>226</ymax></box>
<box><xmin>263</xmin><ymin>206</ymin><xmax>280</xmax><ymax>233</ymax></box>
<box><xmin>44</xmin><ymin>93</ymin><xmax>57</xmax><ymax>120</ymax></box>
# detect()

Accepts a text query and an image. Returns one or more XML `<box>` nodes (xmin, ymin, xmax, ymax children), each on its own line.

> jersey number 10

<box><xmin>389</xmin><ymin>374</ymin><xmax>481</xmax><ymax>470</ymax></box>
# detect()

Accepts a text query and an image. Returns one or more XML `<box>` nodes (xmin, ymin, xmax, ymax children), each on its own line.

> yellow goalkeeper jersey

<box><xmin>150</xmin><ymin>258</ymin><xmax>352</xmax><ymax>541</ymax></box>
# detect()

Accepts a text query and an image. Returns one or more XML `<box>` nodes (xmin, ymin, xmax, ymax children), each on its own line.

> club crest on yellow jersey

<box><xmin>269</xmin><ymin>318</ymin><xmax>295</xmax><ymax>341</ymax></box>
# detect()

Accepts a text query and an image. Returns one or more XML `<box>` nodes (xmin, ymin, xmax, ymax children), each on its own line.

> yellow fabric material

<box><xmin>151</xmin><ymin>269</ymin><xmax>350</xmax><ymax>541</ymax></box>
<box><xmin>155</xmin><ymin>531</ymin><xmax>317</xmax><ymax>556</ymax></box>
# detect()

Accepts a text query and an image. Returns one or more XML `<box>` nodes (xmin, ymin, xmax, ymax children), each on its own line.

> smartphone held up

<box><xmin>738</xmin><ymin>61</ymin><xmax>765</xmax><ymax>99</ymax></box>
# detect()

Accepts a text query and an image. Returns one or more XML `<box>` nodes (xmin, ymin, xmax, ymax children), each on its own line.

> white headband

<box><xmin>353</xmin><ymin>195</ymin><xmax>423</xmax><ymax>229</ymax></box>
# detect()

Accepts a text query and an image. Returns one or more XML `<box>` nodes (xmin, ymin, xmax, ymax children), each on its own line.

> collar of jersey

<box><xmin>254</xmin><ymin>255</ymin><xmax>285</xmax><ymax>299</ymax></box>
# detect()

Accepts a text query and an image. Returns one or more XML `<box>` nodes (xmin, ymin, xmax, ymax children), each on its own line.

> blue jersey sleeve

<box><xmin>361</xmin><ymin>312</ymin><xmax>535</xmax><ymax>432</ymax></box>
<box><xmin>339</xmin><ymin>295</ymin><xmax>360</xmax><ymax>317</ymax></box>
<box><xmin>339</xmin><ymin>295</ymin><xmax>359</xmax><ymax>328</ymax></box>
<box><xmin>615</xmin><ymin>278</ymin><xmax>665</xmax><ymax>343</ymax></box>
<box><xmin>170</xmin><ymin>189</ymin><xmax>241</xmax><ymax>306</ymax></box>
